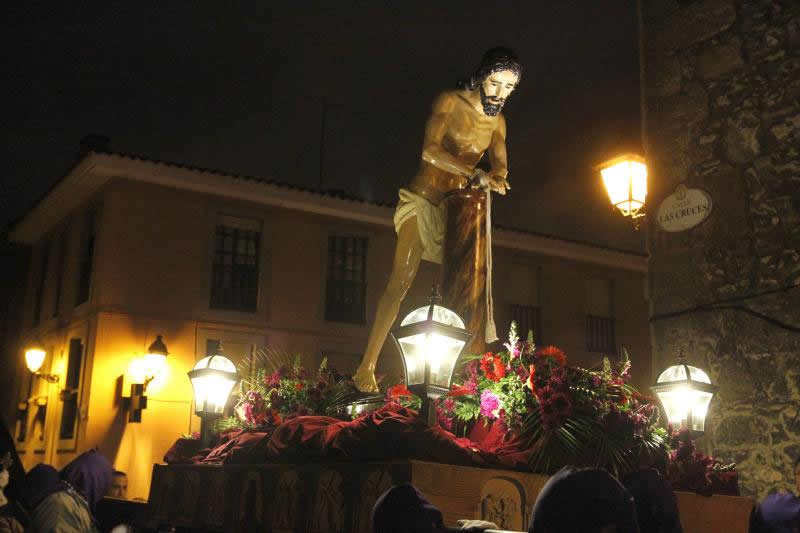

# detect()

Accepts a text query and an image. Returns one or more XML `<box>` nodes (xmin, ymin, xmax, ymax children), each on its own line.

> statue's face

<box><xmin>479</xmin><ymin>70</ymin><xmax>519</xmax><ymax>116</ymax></box>
<box><xmin>0</xmin><ymin>468</ymin><xmax>8</xmax><ymax>490</ymax></box>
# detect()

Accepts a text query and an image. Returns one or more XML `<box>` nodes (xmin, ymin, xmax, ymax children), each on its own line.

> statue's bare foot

<box><xmin>353</xmin><ymin>366</ymin><xmax>379</xmax><ymax>393</ymax></box>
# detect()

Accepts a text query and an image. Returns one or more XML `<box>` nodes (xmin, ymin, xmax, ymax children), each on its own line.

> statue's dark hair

<box><xmin>458</xmin><ymin>46</ymin><xmax>522</xmax><ymax>90</ymax></box>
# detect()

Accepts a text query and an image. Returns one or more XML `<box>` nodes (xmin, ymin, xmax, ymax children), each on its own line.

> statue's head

<box><xmin>460</xmin><ymin>47</ymin><xmax>522</xmax><ymax>116</ymax></box>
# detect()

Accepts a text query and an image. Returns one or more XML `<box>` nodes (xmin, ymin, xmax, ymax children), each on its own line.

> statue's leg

<box><xmin>353</xmin><ymin>216</ymin><xmax>425</xmax><ymax>393</ymax></box>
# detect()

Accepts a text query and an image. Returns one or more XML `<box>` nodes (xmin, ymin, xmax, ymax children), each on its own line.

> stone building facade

<box><xmin>642</xmin><ymin>0</ymin><xmax>800</xmax><ymax>497</ymax></box>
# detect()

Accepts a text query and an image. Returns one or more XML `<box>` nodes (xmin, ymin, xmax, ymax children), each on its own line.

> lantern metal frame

<box><xmin>390</xmin><ymin>288</ymin><xmax>473</xmax><ymax>425</ymax></box>
<box><xmin>650</xmin><ymin>351</ymin><xmax>718</xmax><ymax>437</ymax></box>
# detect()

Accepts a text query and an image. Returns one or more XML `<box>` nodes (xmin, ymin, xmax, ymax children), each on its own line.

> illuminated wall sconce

<box><xmin>25</xmin><ymin>341</ymin><xmax>59</xmax><ymax>383</ymax></box>
<box><xmin>125</xmin><ymin>335</ymin><xmax>170</xmax><ymax>423</ymax></box>
<box><xmin>597</xmin><ymin>154</ymin><xmax>648</xmax><ymax>230</ymax></box>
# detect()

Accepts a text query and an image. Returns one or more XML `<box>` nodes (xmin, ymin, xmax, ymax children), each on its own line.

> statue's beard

<box><xmin>480</xmin><ymin>86</ymin><xmax>505</xmax><ymax>116</ymax></box>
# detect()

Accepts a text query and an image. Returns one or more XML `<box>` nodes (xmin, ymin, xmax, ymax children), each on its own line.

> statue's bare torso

<box><xmin>409</xmin><ymin>90</ymin><xmax>506</xmax><ymax>205</ymax></box>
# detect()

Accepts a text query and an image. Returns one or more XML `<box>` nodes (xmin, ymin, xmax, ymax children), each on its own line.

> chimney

<box><xmin>78</xmin><ymin>134</ymin><xmax>111</xmax><ymax>158</ymax></box>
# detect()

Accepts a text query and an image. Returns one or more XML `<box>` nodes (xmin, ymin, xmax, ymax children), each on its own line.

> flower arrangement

<box><xmin>218</xmin><ymin>349</ymin><xmax>359</xmax><ymax>431</ymax></box>
<box><xmin>666</xmin><ymin>428</ymin><xmax>738</xmax><ymax>495</ymax></box>
<box><xmin>440</xmin><ymin>322</ymin><xmax>670</xmax><ymax>476</ymax></box>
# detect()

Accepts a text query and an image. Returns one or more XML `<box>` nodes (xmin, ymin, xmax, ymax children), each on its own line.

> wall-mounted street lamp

<box><xmin>651</xmin><ymin>351</ymin><xmax>717</xmax><ymax>436</ymax></box>
<box><xmin>25</xmin><ymin>341</ymin><xmax>58</xmax><ymax>383</ymax></box>
<box><xmin>126</xmin><ymin>335</ymin><xmax>170</xmax><ymax>423</ymax></box>
<box><xmin>390</xmin><ymin>287</ymin><xmax>472</xmax><ymax>425</ymax></box>
<box><xmin>598</xmin><ymin>154</ymin><xmax>648</xmax><ymax>229</ymax></box>
<box><xmin>188</xmin><ymin>346</ymin><xmax>239</xmax><ymax>446</ymax></box>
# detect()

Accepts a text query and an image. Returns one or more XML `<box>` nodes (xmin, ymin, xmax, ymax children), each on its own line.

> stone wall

<box><xmin>642</xmin><ymin>0</ymin><xmax>800</xmax><ymax>498</ymax></box>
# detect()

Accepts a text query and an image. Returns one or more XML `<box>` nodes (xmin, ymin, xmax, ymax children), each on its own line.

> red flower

<box><xmin>536</xmin><ymin>345</ymin><xmax>567</xmax><ymax>367</ymax></box>
<box><xmin>389</xmin><ymin>384</ymin><xmax>413</xmax><ymax>398</ymax></box>
<box><xmin>526</xmin><ymin>364</ymin><xmax>536</xmax><ymax>392</ymax></box>
<box><xmin>480</xmin><ymin>352</ymin><xmax>506</xmax><ymax>382</ymax></box>
<box><xmin>295</xmin><ymin>382</ymin><xmax>304</xmax><ymax>392</ymax></box>
<box><xmin>271</xmin><ymin>410</ymin><xmax>282</xmax><ymax>426</ymax></box>
<box><xmin>447</xmin><ymin>385</ymin><xmax>474</xmax><ymax>397</ymax></box>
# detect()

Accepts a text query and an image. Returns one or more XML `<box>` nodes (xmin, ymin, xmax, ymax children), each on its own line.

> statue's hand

<box><xmin>468</xmin><ymin>170</ymin><xmax>509</xmax><ymax>195</ymax></box>
<box><xmin>487</xmin><ymin>175</ymin><xmax>510</xmax><ymax>195</ymax></box>
<box><xmin>468</xmin><ymin>168</ymin><xmax>490</xmax><ymax>188</ymax></box>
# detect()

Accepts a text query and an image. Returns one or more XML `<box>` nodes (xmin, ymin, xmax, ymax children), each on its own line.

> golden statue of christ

<box><xmin>354</xmin><ymin>47</ymin><xmax>522</xmax><ymax>393</ymax></box>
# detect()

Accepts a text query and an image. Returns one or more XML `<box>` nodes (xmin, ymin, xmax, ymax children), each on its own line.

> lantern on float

<box><xmin>188</xmin><ymin>346</ymin><xmax>239</xmax><ymax>445</ymax></box>
<box><xmin>651</xmin><ymin>352</ymin><xmax>717</xmax><ymax>436</ymax></box>
<box><xmin>390</xmin><ymin>287</ymin><xmax>472</xmax><ymax>425</ymax></box>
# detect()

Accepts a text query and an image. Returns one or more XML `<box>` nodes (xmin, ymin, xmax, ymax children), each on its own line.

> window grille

<box><xmin>59</xmin><ymin>339</ymin><xmax>83</xmax><ymax>440</ymax></box>
<box><xmin>586</xmin><ymin>315</ymin><xmax>616</xmax><ymax>354</ymax></box>
<box><xmin>210</xmin><ymin>216</ymin><xmax>261</xmax><ymax>312</ymax></box>
<box><xmin>325</xmin><ymin>235</ymin><xmax>368</xmax><ymax>324</ymax></box>
<box><xmin>509</xmin><ymin>304</ymin><xmax>542</xmax><ymax>344</ymax></box>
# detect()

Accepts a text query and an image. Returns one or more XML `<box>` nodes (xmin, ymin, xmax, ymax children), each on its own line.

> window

<box><xmin>586</xmin><ymin>315</ymin><xmax>616</xmax><ymax>354</ymax></box>
<box><xmin>32</xmin><ymin>241</ymin><xmax>50</xmax><ymax>327</ymax></box>
<box><xmin>52</xmin><ymin>228</ymin><xmax>68</xmax><ymax>317</ymax></box>
<box><xmin>585</xmin><ymin>279</ymin><xmax>615</xmax><ymax>353</ymax></box>
<box><xmin>325</xmin><ymin>235</ymin><xmax>368</xmax><ymax>324</ymax></box>
<box><xmin>509</xmin><ymin>304</ymin><xmax>542</xmax><ymax>343</ymax></box>
<box><xmin>76</xmin><ymin>210</ymin><xmax>97</xmax><ymax>305</ymax></box>
<box><xmin>210</xmin><ymin>215</ymin><xmax>261</xmax><ymax>312</ymax></box>
<box><xmin>59</xmin><ymin>338</ymin><xmax>84</xmax><ymax>440</ymax></box>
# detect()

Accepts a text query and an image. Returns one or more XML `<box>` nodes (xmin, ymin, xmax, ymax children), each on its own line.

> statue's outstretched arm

<box><xmin>420</xmin><ymin>93</ymin><xmax>474</xmax><ymax>178</ymax></box>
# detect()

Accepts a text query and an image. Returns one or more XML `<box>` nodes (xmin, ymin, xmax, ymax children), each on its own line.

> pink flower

<box><xmin>479</xmin><ymin>390</ymin><xmax>501</xmax><ymax>419</ymax></box>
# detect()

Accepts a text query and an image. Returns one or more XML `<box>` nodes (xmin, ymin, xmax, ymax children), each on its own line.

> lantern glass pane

<box><xmin>657</xmin><ymin>364</ymin><xmax>711</xmax><ymax>384</ymax></box>
<box><xmin>655</xmin><ymin>386</ymin><xmax>713</xmax><ymax>431</ymax></box>
<box><xmin>398</xmin><ymin>332</ymin><xmax>465</xmax><ymax>386</ymax></box>
<box><xmin>194</xmin><ymin>355</ymin><xmax>237</xmax><ymax>373</ymax></box>
<box><xmin>428</xmin><ymin>332</ymin><xmax>465</xmax><ymax>387</ymax></box>
<box><xmin>143</xmin><ymin>353</ymin><xmax>167</xmax><ymax>386</ymax></box>
<box><xmin>399</xmin><ymin>333</ymin><xmax>427</xmax><ymax>385</ymax></box>
<box><xmin>191</xmin><ymin>374</ymin><xmax>237</xmax><ymax>415</ymax></box>
<box><xmin>601</xmin><ymin>161</ymin><xmax>632</xmax><ymax>207</ymax></box>
<box><xmin>25</xmin><ymin>349</ymin><xmax>46</xmax><ymax>373</ymax></box>
<box><xmin>400</xmin><ymin>305</ymin><xmax>465</xmax><ymax>328</ymax></box>
<box><xmin>690</xmin><ymin>390</ymin><xmax>713</xmax><ymax>433</ymax></box>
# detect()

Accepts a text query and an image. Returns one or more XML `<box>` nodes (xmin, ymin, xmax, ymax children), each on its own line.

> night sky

<box><xmin>2</xmin><ymin>2</ymin><xmax>645</xmax><ymax>252</ymax></box>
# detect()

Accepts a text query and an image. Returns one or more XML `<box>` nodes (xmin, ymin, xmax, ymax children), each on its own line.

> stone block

<box><xmin>645</xmin><ymin>52</ymin><xmax>683</xmax><ymax>97</ymax></box>
<box><xmin>695</xmin><ymin>37</ymin><xmax>745</xmax><ymax>80</ymax></box>
<box><xmin>648</xmin><ymin>0</ymin><xmax>737</xmax><ymax>53</ymax></box>
<box><xmin>722</xmin><ymin>110</ymin><xmax>761</xmax><ymax>165</ymax></box>
<box><xmin>715</xmin><ymin>414</ymin><xmax>771</xmax><ymax>447</ymax></box>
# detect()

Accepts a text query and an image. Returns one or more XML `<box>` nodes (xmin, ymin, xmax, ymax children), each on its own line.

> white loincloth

<box><xmin>393</xmin><ymin>187</ymin><xmax>498</xmax><ymax>344</ymax></box>
<box><xmin>394</xmin><ymin>188</ymin><xmax>446</xmax><ymax>264</ymax></box>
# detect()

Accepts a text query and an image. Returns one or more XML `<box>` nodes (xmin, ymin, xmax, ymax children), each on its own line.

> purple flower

<box><xmin>480</xmin><ymin>390</ymin><xmax>501</xmax><ymax>419</ymax></box>
<box><xmin>591</xmin><ymin>374</ymin><xmax>603</xmax><ymax>387</ymax></box>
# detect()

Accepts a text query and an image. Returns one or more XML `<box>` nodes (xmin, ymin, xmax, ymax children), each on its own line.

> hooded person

<box><xmin>0</xmin><ymin>417</ymin><xmax>25</xmax><ymax>533</ymax></box>
<box><xmin>372</xmin><ymin>483</ymin><xmax>444</xmax><ymax>533</ymax></box>
<box><xmin>530</xmin><ymin>466</ymin><xmax>640</xmax><ymax>533</ymax></box>
<box><xmin>60</xmin><ymin>449</ymin><xmax>113</xmax><ymax>516</ymax></box>
<box><xmin>19</xmin><ymin>463</ymin><xmax>99</xmax><ymax>533</ymax></box>
<box><xmin>623</xmin><ymin>468</ymin><xmax>683</xmax><ymax>533</ymax></box>
<box><xmin>749</xmin><ymin>492</ymin><xmax>800</xmax><ymax>533</ymax></box>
